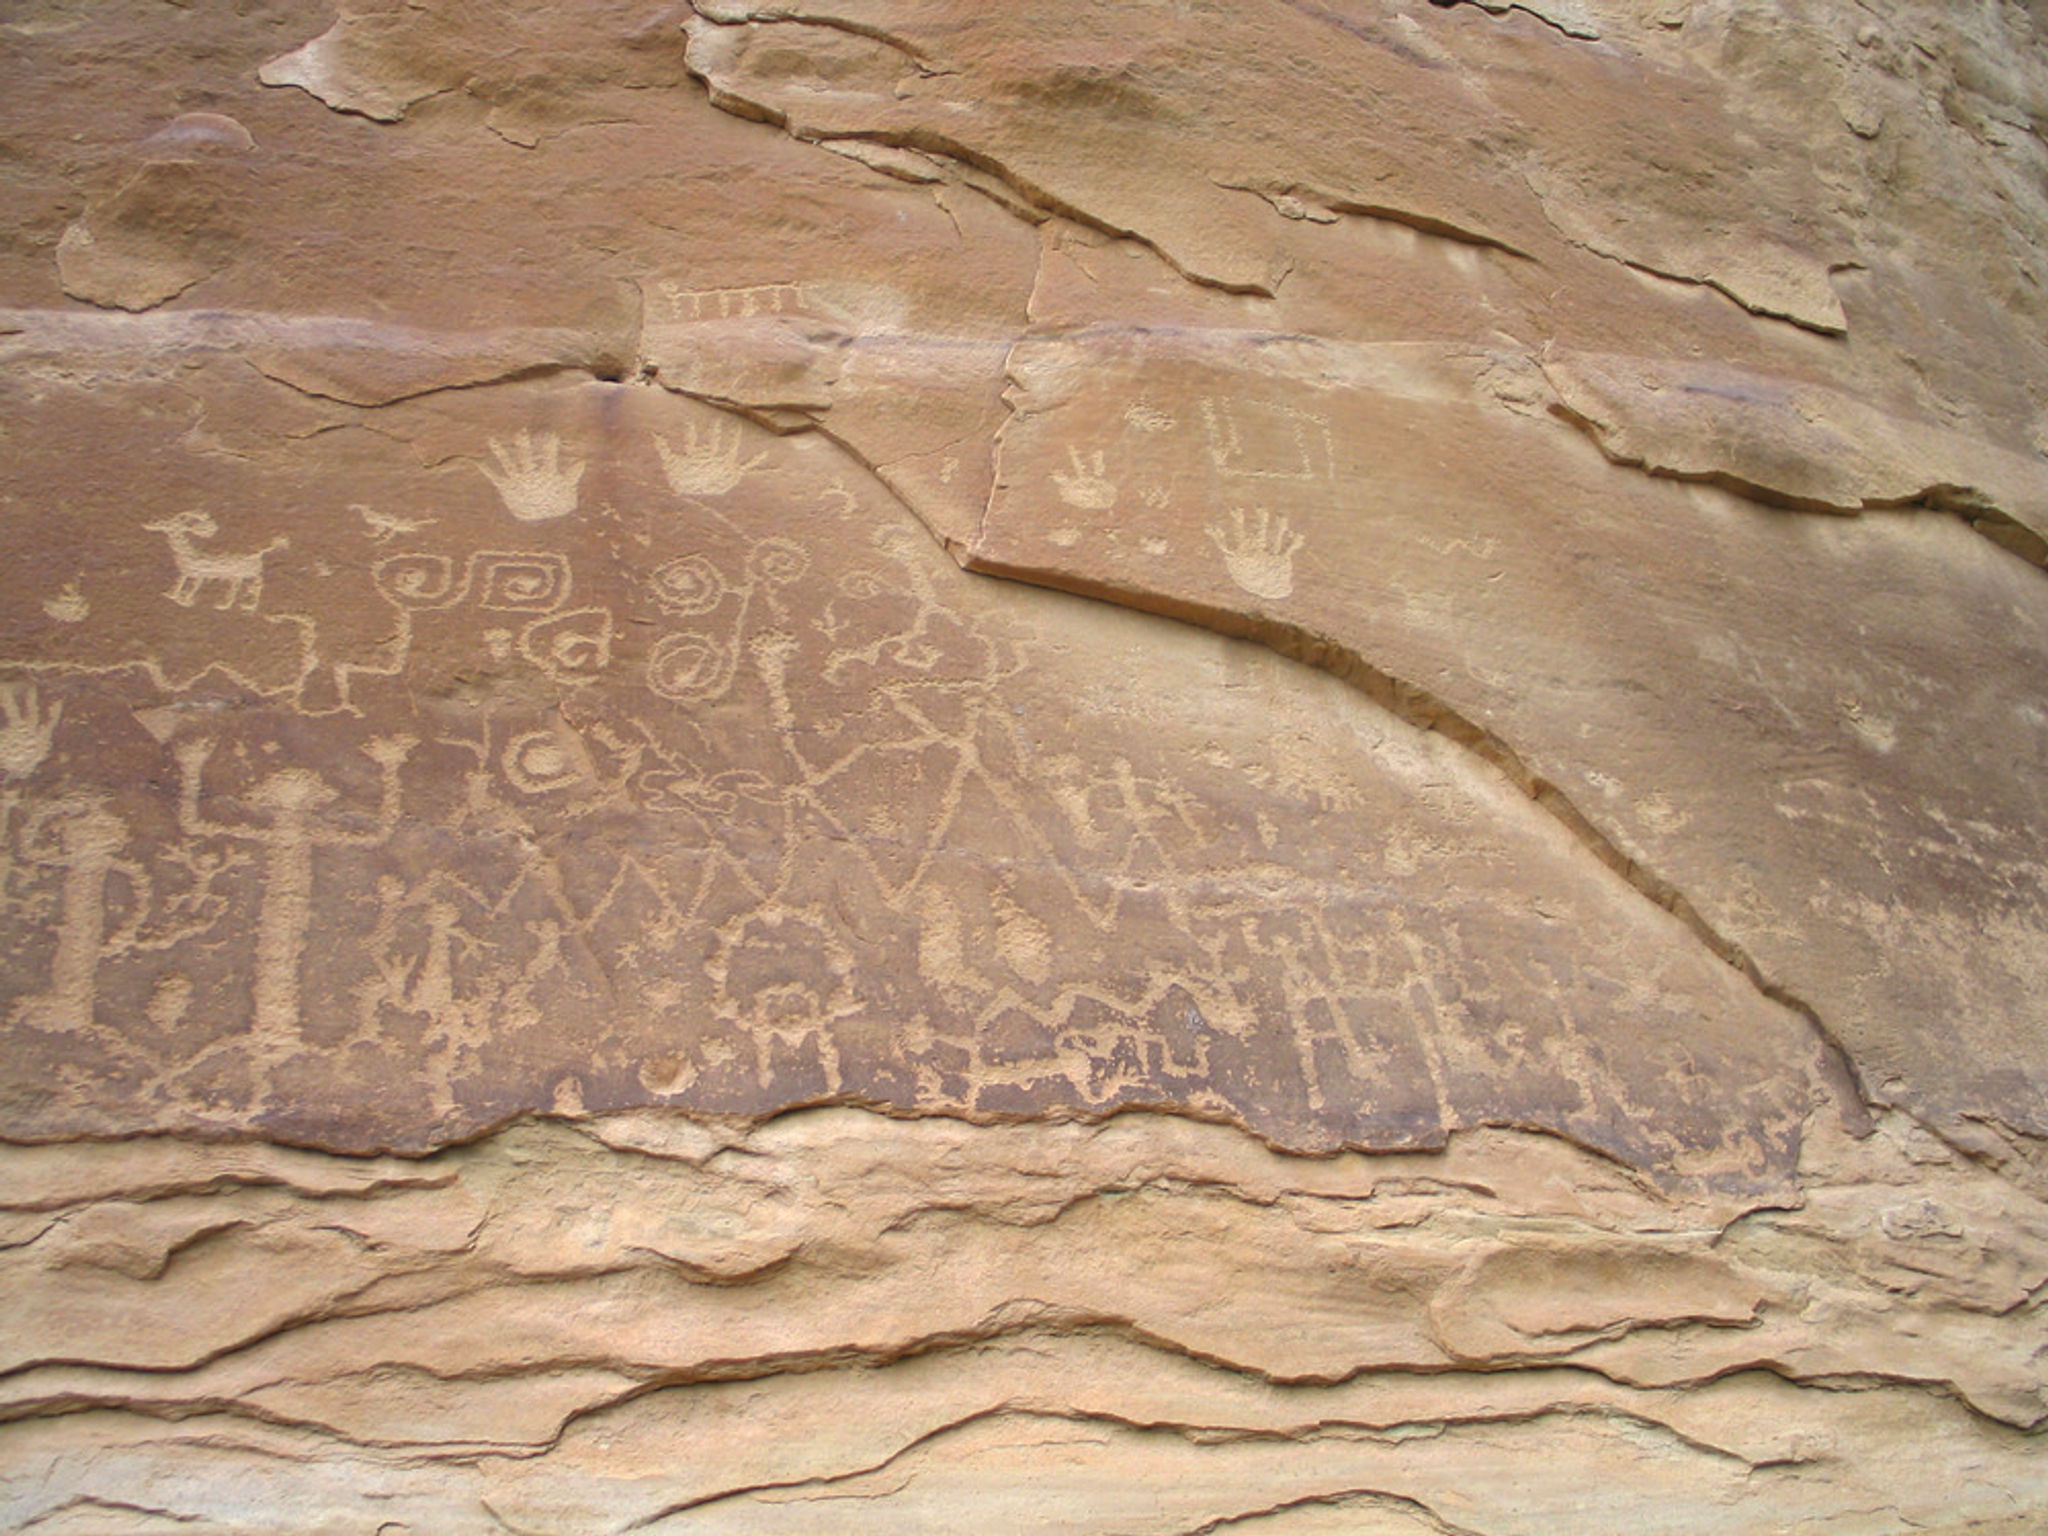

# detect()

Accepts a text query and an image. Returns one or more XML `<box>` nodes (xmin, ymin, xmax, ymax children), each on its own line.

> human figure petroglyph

<box><xmin>655</xmin><ymin>418</ymin><xmax>770</xmax><ymax>497</ymax></box>
<box><xmin>1198</xmin><ymin>396</ymin><xmax>1335</xmax><ymax>483</ymax></box>
<box><xmin>175</xmin><ymin>734</ymin><xmax>414</xmax><ymax>1040</ymax></box>
<box><xmin>364</xmin><ymin>881</ymin><xmax>486</xmax><ymax>1029</ymax></box>
<box><xmin>1208</xmin><ymin>506</ymin><xmax>1305</xmax><ymax>600</ymax></box>
<box><xmin>478</xmin><ymin>429</ymin><xmax>585</xmax><ymax>523</ymax></box>
<box><xmin>1052</xmin><ymin>445</ymin><xmax>1118</xmax><ymax>511</ymax></box>
<box><xmin>0</xmin><ymin>683</ymin><xmax>62</xmax><ymax>781</ymax></box>
<box><xmin>711</xmin><ymin>903</ymin><xmax>851</xmax><ymax>1093</ymax></box>
<box><xmin>143</xmin><ymin>510</ymin><xmax>289</xmax><ymax>611</ymax></box>
<box><xmin>10</xmin><ymin>798</ymin><xmax>133</xmax><ymax>1034</ymax></box>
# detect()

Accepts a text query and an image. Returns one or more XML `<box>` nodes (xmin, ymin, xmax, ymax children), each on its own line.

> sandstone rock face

<box><xmin>2</xmin><ymin>1</ymin><xmax>2046</xmax><ymax>1530</ymax></box>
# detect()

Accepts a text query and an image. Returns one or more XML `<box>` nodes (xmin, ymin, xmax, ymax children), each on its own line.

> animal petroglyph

<box><xmin>353</xmin><ymin>503</ymin><xmax>436</xmax><ymax>545</ymax></box>
<box><xmin>175</xmin><ymin>734</ymin><xmax>414</xmax><ymax>1043</ymax></box>
<box><xmin>477</xmin><ymin>429</ymin><xmax>585</xmax><ymax>523</ymax></box>
<box><xmin>655</xmin><ymin>418</ymin><xmax>769</xmax><ymax>497</ymax></box>
<box><xmin>0</xmin><ymin>683</ymin><xmax>62</xmax><ymax>781</ymax></box>
<box><xmin>144</xmin><ymin>511</ymin><xmax>289</xmax><ymax>611</ymax></box>
<box><xmin>1208</xmin><ymin>506</ymin><xmax>1305</xmax><ymax>599</ymax></box>
<box><xmin>1052</xmin><ymin>446</ymin><xmax>1118</xmax><ymax>511</ymax></box>
<box><xmin>1199</xmin><ymin>397</ymin><xmax>1335</xmax><ymax>483</ymax></box>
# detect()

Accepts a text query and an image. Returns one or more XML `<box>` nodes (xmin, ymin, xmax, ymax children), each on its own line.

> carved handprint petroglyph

<box><xmin>1052</xmin><ymin>446</ymin><xmax>1118</xmax><ymax>511</ymax></box>
<box><xmin>1207</xmin><ymin>506</ymin><xmax>1305</xmax><ymax>600</ymax></box>
<box><xmin>655</xmin><ymin>418</ymin><xmax>769</xmax><ymax>497</ymax></box>
<box><xmin>0</xmin><ymin>682</ymin><xmax>61</xmax><ymax>780</ymax></box>
<box><xmin>478</xmin><ymin>430</ymin><xmax>585</xmax><ymax>522</ymax></box>
<box><xmin>143</xmin><ymin>511</ymin><xmax>288</xmax><ymax>610</ymax></box>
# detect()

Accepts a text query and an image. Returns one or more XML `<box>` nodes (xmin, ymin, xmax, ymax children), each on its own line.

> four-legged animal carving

<box><xmin>143</xmin><ymin>510</ymin><xmax>289</xmax><ymax>611</ymax></box>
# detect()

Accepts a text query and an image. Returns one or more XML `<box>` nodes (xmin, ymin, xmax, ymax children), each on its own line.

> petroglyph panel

<box><xmin>0</xmin><ymin>366</ymin><xmax>1818</xmax><ymax>1186</ymax></box>
<box><xmin>980</xmin><ymin>329</ymin><xmax>2048</xmax><ymax>1154</ymax></box>
<box><xmin>9</xmin><ymin>2</ymin><xmax>2048</xmax><ymax>1525</ymax></box>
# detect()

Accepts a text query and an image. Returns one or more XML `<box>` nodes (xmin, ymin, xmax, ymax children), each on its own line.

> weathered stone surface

<box><xmin>2</xmin><ymin>1110</ymin><xmax>2046</xmax><ymax>1531</ymax></box>
<box><xmin>3</xmin><ymin>0</ymin><xmax>2047</xmax><ymax>1527</ymax></box>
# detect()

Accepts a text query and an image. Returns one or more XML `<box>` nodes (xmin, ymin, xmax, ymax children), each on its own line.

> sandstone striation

<box><xmin>2</xmin><ymin>0</ymin><xmax>2046</xmax><ymax>1529</ymax></box>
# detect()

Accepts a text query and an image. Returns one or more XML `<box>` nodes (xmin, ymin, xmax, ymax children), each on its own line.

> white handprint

<box><xmin>0</xmin><ymin>682</ymin><xmax>62</xmax><ymax>780</ymax></box>
<box><xmin>1052</xmin><ymin>446</ymin><xmax>1118</xmax><ymax>511</ymax></box>
<box><xmin>478</xmin><ymin>430</ymin><xmax>585</xmax><ymax>522</ymax></box>
<box><xmin>655</xmin><ymin>418</ymin><xmax>769</xmax><ymax>498</ymax></box>
<box><xmin>1206</xmin><ymin>506</ymin><xmax>1305</xmax><ymax>600</ymax></box>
